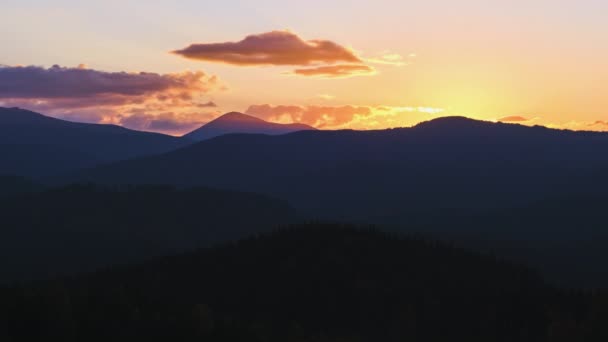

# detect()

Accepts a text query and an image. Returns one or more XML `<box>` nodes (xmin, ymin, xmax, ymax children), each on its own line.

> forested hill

<box><xmin>0</xmin><ymin>184</ymin><xmax>298</xmax><ymax>283</ymax></box>
<box><xmin>2</xmin><ymin>224</ymin><xmax>607</xmax><ymax>341</ymax></box>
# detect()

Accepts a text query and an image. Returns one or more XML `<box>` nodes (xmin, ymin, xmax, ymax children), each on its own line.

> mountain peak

<box><xmin>183</xmin><ymin>112</ymin><xmax>316</xmax><ymax>141</ymax></box>
<box><xmin>411</xmin><ymin>116</ymin><xmax>506</xmax><ymax>135</ymax></box>
<box><xmin>213</xmin><ymin>112</ymin><xmax>266</xmax><ymax>123</ymax></box>
<box><xmin>415</xmin><ymin>116</ymin><xmax>491</xmax><ymax>129</ymax></box>
<box><xmin>0</xmin><ymin>107</ymin><xmax>56</xmax><ymax>124</ymax></box>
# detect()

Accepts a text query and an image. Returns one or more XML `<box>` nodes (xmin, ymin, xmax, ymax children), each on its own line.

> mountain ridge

<box><xmin>183</xmin><ymin>111</ymin><xmax>316</xmax><ymax>141</ymax></box>
<box><xmin>0</xmin><ymin>107</ymin><xmax>189</xmax><ymax>178</ymax></box>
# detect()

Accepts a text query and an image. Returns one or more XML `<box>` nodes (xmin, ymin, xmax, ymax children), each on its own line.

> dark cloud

<box><xmin>172</xmin><ymin>31</ymin><xmax>361</xmax><ymax>66</ymax></box>
<box><xmin>292</xmin><ymin>64</ymin><xmax>375</xmax><ymax>78</ymax></box>
<box><xmin>0</xmin><ymin>65</ymin><xmax>218</xmax><ymax>100</ymax></box>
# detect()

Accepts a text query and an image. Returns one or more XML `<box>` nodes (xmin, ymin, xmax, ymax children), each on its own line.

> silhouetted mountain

<box><xmin>10</xmin><ymin>225</ymin><xmax>603</xmax><ymax>342</ymax></box>
<box><xmin>72</xmin><ymin>116</ymin><xmax>608</xmax><ymax>218</ymax></box>
<box><xmin>68</xmin><ymin>117</ymin><xmax>608</xmax><ymax>287</ymax></box>
<box><xmin>183</xmin><ymin>112</ymin><xmax>316</xmax><ymax>141</ymax></box>
<box><xmin>0</xmin><ymin>107</ymin><xmax>189</xmax><ymax>178</ymax></box>
<box><xmin>0</xmin><ymin>184</ymin><xmax>297</xmax><ymax>283</ymax></box>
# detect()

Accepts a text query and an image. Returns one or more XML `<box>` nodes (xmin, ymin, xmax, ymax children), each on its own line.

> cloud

<box><xmin>197</xmin><ymin>101</ymin><xmax>218</xmax><ymax>108</ymax></box>
<box><xmin>246</xmin><ymin>104</ymin><xmax>370</xmax><ymax>128</ymax></box>
<box><xmin>318</xmin><ymin>94</ymin><xmax>336</xmax><ymax>100</ymax></box>
<box><xmin>0</xmin><ymin>64</ymin><xmax>224</xmax><ymax>135</ymax></box>
<box><xmin>0</xmin><ymin>65</ymin><xmax>219</xmax><ymax>100</ymax></box>
<box><xmin>245</xmin><ymin>104</ymin><xmax>446</xmax><ymax>129</ymax></box>
<box><xmin>365</xmin><ymin>52</ymin><xmax>410</xmax><ymax>66</ymax></box>
<box><xmin>173</xmin><ymin>30</ymin><xmax>361</xmax><ymax>66</ymax></box>
<box><xmin>499</xmin><ymin>116</ymin><xmax>530</xmax><ymax>122</ymax></box>
<box><xmin>172</xmin><ymin>31</ymin><xmax>408</xmax><ymax>79</ymax></box>
<box><xmin>589</xmin><ymin>120</ymin><xmax>608</xmax><ymax>127</ymax></box>
<box><xmin>292</xmin><ymin>64</ymin><xmax>375</xmax><ymax>78</ymax></box>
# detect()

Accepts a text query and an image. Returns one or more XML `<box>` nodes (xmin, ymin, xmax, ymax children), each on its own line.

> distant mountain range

<box><xmin>0</xmin><ymin>107</ymin><xmax>188</xmax><ymax>178</ymax></box>
<box><xmin>63</xmin><ymin>116</ymin><xmax>608</xmax><ymax>287</ymax></box>
<box><xmin>70</xmin><ymin>116</ymin><xmax>608</xmax><ymax>218</ymax></box>
<box><xmin>183</xmin><ymin>111</ymin><xmax>316</xmax><ymax>141</ymax></box>
<box><xmin>6</xmin><ymin>107</ymin><xmax>608</xmax><ymax>287</ymax></box>
<box><xmin>0</xmin><ymin>108</ymin><xmax>317</xmax><ymax>178</ymax></box>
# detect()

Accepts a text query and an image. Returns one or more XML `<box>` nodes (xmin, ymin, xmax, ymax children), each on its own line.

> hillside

<box><xmin>71</xmin><ymin>117</ymin><xmax>608</xmax><ymax>217</ymax></box>
<box><xmin>66</xmin><ymin>117</ymin><xmax>608</xmax><ymax>287</ymax></box>
<box><xmin>0</xmin><ymin>184</ymin><xmax>298</xmax><ymax>283</ymax></box>
<box><xmin>0</xmin><ymin>107</ymin><xmax>189</xmax><ymax>178</ymax></box>
<box><xmin>5</xmin><ymin>224</ymin><xmax>597</xmax><ymax>342</ymax></box>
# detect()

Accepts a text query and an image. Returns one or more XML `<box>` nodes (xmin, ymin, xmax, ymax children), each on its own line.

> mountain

<box><xmin>70</xmin><ymin>116</ymin><xmax>608</xmax><ymax>218</ymax></box>
<box><xmin>0</xmin><ymin>107</ymin><xmax>189</xmax><ymax>178</ymax></box>
<box><xmin>183</xmin><ymin>111</ymin><xmax>316</xmax><ymax>141</ymax></box>
<box><xmin>6</xmin><ymin>224</ymin><xmax>592</xmax><ymax>342</ymax></box>
<box><xmin>0</xmin><ymin>184</ymin><xmax>298</xmax><ymax>283</ymax></box>
<box><xmin>67</xmin><ymin>117</ymin><xmax>608</xmax><ymax>287</ymax></box>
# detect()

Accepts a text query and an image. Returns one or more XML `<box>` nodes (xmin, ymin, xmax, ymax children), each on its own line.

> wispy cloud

<box><xmin>318</xmin><ymin>94</ymin><xmax>336</xmax><ymax>100</ymax></box>
<box><xmin>292</xmin><ymin>64</ymin><xmax>375</xmax><ymax>78</ymax></box>
<box><xmin>364</xmin><ymin>52</ymin><xmax>411</xmax><ymax>66</ymax></box>
<box><xmin>499</xmin><ymin>116</ymin><xmax>531</xmax><ymax>122</ymax></box>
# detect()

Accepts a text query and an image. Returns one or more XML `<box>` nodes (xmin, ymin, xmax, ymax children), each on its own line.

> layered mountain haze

<box><xmin>183</xmin><ymin>111</ymin><xmax>316</xmax><ymax>141</ymax></box>
<box><xmin>0</xmin><ymin>108</ymin><xmax>319</xmax><ymax>178</ymax></box>
<box><xmin>71</xmin><ymin>116</ymin><xmax>608</xmax><ymax>217</ymax></box>
<box><xmin>66</xmin><ymin>117</ymin><xmax>608</xmax><ymax>287</ymax></box>
<box><xmin>3</xmin><ymin>2</ymin><xmax>608</xmax><ymax>340</ymax></box>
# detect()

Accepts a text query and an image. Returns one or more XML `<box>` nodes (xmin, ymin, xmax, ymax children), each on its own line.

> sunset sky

<box><xmin>1</xmin><ymin>0</ymin><xmax>607</xmax><ymax>135</ymax></box>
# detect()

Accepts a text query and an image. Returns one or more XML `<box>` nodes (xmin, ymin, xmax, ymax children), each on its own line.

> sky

<box><xmin>1</xmin><ymin>0</ymin><xmax>607</xmax><ymax>135</ymax></box>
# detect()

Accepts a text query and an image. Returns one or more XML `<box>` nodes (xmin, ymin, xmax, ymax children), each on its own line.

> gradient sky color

<box><xmin>1</xmin><ymin>0</ymin><xmax>607</xmax><ymax>134</ymax></box>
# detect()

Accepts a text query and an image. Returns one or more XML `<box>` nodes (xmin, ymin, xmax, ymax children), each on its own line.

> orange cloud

<box><xmin>172</xmin><ymin>30</ymin><xmax>361</xmax><ymax>66</ymax></box>
<box><xmin>245</xmin><ymin>104</ymin><xmax>446</xmax><ymax>129</ymax></box>
<box><xmin>292</xmin><ymin>64</ymin><xmax>375</xmax><ymax>78</ymax></box>
<box><xmin>590</xmin><ymin>120</ymin><xmax>608</xmax><ymax>127</ymax></box>
<box><xmin>499</xmin><ymin>116</ymin><xmax>530</xmax><ymax>122</ymax></box>
<box><xmin>0</xmin><ymin>64</ymin><xmax>224</xmax><ymax>135</ymax></box>
<box><xmin>540</xmin><ymin>120</ymin><xmax>608</xmax><ymax>132</ymax></box>
<box><xmin>246</xmin><ymin>104</ymin><xmax>371</xmax><ymax>128</ymax></box>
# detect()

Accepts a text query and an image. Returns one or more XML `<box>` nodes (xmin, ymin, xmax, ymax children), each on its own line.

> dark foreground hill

<box><xmin>0</xmin><ymin>185</ymin><xmax>297</xmax><ymax>283</ymax></box>
<box><xmin>0</xmin><ymin>107</ymin><xmax>189</xmax><ymax>178</ymax></box>
<box><xmin>183</xmin><ymin>112</ymin><xmax>315</xmax><ymax>141</ymax></box>
<box><xmin>1</xmin><ymin>225</ymin><xmax>606</xmax><ymax>341</ymax></box>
